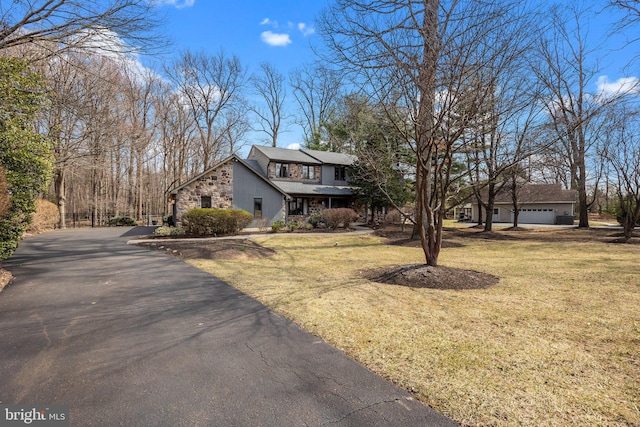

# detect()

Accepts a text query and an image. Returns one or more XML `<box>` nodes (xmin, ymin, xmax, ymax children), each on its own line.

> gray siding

<box><xmin>232</xmin><ymin>160</ymin><xmax>284</xmax><ymax>226</ymax></box>
<box><xmin>321</xmin><ymin>164</ymin><xmax>350</xmax><ymax>186</ymax></box>
<box><xmin>247</xmin><ymin>147</ymin><xmax>270</xmax><ymax>175</ymax></box>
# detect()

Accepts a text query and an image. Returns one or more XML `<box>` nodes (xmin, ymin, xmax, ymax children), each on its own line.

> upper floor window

<box><xmin>334</xmin><ymin>166</ymin><xmax>346</xmax><ymax>181</ymax></box>
<box><xmin>302</xmin><ymin>165</ymin><xmax>315</xmax><ymax>179</ymax></box>
<box><xmin>275</xmin><ymin>162</ymin><xmax>289</xmax><ymax>178</ymax></box>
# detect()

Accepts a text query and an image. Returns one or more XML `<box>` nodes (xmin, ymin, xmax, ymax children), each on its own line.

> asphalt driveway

<box><xmin>0</xmin><ymin>227</ymin><xmax>456</xmax><ymax>426</ymax></box>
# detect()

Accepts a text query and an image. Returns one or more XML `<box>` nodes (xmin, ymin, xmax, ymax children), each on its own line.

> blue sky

<box><xmin>149</xmin><ymin>0</ymin><xmax>639</xmax><ymax>152</ymax></box>
<box><xmin>151</xmin><ymin>0</ymin><xmax>329</xmax><ymax>150</ymax></box>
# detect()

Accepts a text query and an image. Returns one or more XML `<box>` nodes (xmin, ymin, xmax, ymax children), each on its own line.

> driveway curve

<box><xmin>0</xmin><ymin>227</ymin><xmax>456</xmax><ymax>426</ymax></box>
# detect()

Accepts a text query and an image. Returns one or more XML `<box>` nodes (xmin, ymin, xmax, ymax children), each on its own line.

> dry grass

<box><xmin>188</xmin><ymin>230</ymin><xmax>640</xmax><ymax>426</ymax></box>
<box><xmin>26</xmin><ymin>199</ymin><xmax>60</xmax><ymax>234</ymax></box>
<box><xmin>0</xmin><ymin>268</ymin><xmax>12</xmax><ymax>292</ymax></box>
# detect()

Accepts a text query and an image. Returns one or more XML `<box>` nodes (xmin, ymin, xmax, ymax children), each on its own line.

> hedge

<box><xmin>182</xmin><ymin>208</ymin><xmax>253</xmax><ymax>236</ymax></box>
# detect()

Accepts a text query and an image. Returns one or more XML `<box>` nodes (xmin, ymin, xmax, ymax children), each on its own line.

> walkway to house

<box><xmin>0</xmin><ymin>227</ymin><xmax>455</xmax><ymax>426</ymax></box>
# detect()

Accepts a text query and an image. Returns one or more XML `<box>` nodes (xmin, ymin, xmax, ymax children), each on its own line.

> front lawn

<box><xmin>188</xmin><ymin>228</ymin><xmax>640</xmax><ymax>426</ymax></box>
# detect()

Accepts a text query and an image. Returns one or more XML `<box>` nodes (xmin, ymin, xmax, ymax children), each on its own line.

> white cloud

<box><xmin>260</xmin><ymin>18</ymin><xmax>272</xmax><ymax>26</ymax></box>
<box><xmin>298</xmin><ymin>22</ymin><xmax>315</xmax><ymax>37</ymax></box>
<box><xmin>260</xmin><ymin>31</ymin><xmax>292</xmax><ymax>47</ymax></box>
<box><xmin>69</xmin><ymin>27</ymin><xmax>162</xmax><ymax>83</ymax></box>
<box><xmin>597</xmin><ymin>75</ymin><xmax>640</xmax><ymax>96</ymax></box>
<box><xmin>155</xmin><ymin>0</ymin><xmax>195</xmax><ymax>9</ymax></box>
<box><xmin>287</xmin><ymin>143</ymin><xmax>301</xmax><ymax>150</ymax></box>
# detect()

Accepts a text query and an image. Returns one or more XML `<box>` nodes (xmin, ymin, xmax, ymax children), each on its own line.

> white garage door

<box><xmin>516</xmin><ymin>207</ymin><xmax>555</xmax><ymax>224</ymax></box>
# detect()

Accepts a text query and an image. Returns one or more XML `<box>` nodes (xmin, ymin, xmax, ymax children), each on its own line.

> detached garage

<box><xmin>462</xmin><ymin>183</ymin><xmax>577</xmax><ymax>225</ymax></box>
<box><xmin>515</xmin><ymin>207</ymin><xmax>557</xmax><ymax>224</ymax></box>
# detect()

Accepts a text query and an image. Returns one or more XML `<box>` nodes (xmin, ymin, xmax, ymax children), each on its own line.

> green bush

<box><xmin>307</xmin><ymin>211</ymin><xmax>325</xmax><ymax>228</ymax></box>
<box><xmin>0</xmin><ymin>58</ymin><xmax>53</xmax><ymax>260</ymax></box>
<box><xmin>182</xmin><ymin>208</ymin><xmax>252</xmax><ymax>236</ymax></box>
<box><xmin>108</xmin><ymin>216</ymin><xmax>137</xmax><ymax>226</ymax></box>
<box><xmin>154</xmin><ymin>226</ymin><xmax>184</xmax><ymax>237</ymax></box>
<box><xmin>321</xmin><ymin>208</ymin><xmax>359</xmax><ymax>229</ymax></box>
<box><xmin>271</xmin><ymin>219</ymin><xmax>286</xmax><ymax>232</ymax></box>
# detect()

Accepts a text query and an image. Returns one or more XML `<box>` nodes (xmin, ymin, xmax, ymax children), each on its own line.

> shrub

<box><xmin>108</xmin><ymin>216</ymin><xmax>137</xmax><ymax>226</ymax></box>
<box><xmin>256</xmin><ymin>217</ymin><xmax>269</xmax><ymax>232</ymax></box>
<box><xmin>182</xmin><ymin>208</ymin><xmax>252</xmax><ymax>236</ymax></box>
<box><xmin>163</xmin><ymin>215</ymin><xmax>174</xmax><ymax>227</ymax></box>
<box><xmin>321</xmin><ymin>208</ymin><xmax>359</xmax><ymax>229</ymax></box>
<box><xmin>229</xmin><ymin>209</ymin><xmax>254</xmax><ymax>231</ymax></box>
<box><xmin>307</xmin><ymin>211</ymin><xmax>325</xmax><ymax>228</ymax></box>
<box><xmin>154</xmin><ymin>226</ymin><xmax>184</xmax><ymax>237</ymax></box>
<box><xmin>271</xmin><ymin>219</ymin><xmax>286</xmax><ymax>232</ymax></box>
<box><xmin>27</xmin><ymin>199</ymin><xmax>60</xmax><ymax>233</ymax></box>
<box><xmin>288</xmin><ymin>221</ymin><xmax>300</xmax><ymax>232</ymax></box>
<box><xmin>0</xmin><ymin>166</ymin><xmax>9</xmax><ymax>217</ymax></box>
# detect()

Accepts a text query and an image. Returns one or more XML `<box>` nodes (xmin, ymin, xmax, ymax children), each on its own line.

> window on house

<box><xmin>288</xmin><ymin>198</ymin><xmax>309</xmax><ymax>215</ymax></box>
<box><xmin>493</xmin><ymin>208</ymin><xmax>499</xmax><ymax>215</ymax></box>
<box><xmin>201</xmin><ymin>196</ymin><xmax>212</xmax><ymax>208</ymax></box>
<box><xmin>302</xmin><ymin>165</ymin><xmax>315</xmax><ymax>179</ymax></box>
<box><xmin>275</xmin><ymin>163</ymin><xmax>289</xmax><ymax>178</ymax></box>
<box><xmin>288</xmin><ymin>198</ymin><xmax>303</xmax><ymax>215</ymax></box>
<box><xmin>254</xmin><ymin>198</ymin><xmax>262</xmax><ymax>218</ymax></box>
<box><xmin>334</xmin><ymin>166</ymin><xmax>346</xmax><ymax>181</ymax></box>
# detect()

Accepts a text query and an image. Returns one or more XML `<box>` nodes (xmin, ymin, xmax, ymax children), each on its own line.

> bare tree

<box><xmin>0</xmin><ymin>0</ymin><xmax>165</xmax><ymax>58</ymax></box>
<box><xmin>165</xmin><ymin>50</ymin><xmax>247</xmax><ymax>168</ymax></box>
<box><xmin>120</xmin><ymin>65</ymin><xmax>159</xmax><ymax>220</ymax></box>
<box><xmin>601</xmin><ymin>105</ymin><xmax>640</xmax><ymax>241</ymax></box>
<box><xmin>532</xmin><ymin>4</ymin><xmax>625</xmax><ymax>228</ymax></box>
<box><xmin>318</xmin><ymin>0</ymin><xmax>534</xmax><ymax>266</ymax></box>
<box><xmin>290</xmin><ymin>63</ymin><xmax>343</xmax><ymax>148</ymax></box>
<box><xmin>35</xmin><ymin>53</ymin><xmax>87</xmax><ymax>228</ymax></box>
<box><xmin>250</xmin><ymin>62</ymin><xmax>288</xmax><ymax>147</ymax></box>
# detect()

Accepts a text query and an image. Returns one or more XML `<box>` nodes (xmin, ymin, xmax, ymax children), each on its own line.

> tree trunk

<box><xmin>484</xmin><ymin>182</ymin><xmax>496</xmax><ymax>232</ymax></box>
<box><xmin>577</xmin><ymin>181</ymin><xmax>589</xmax><ymax>228</ymax></box>
<box><xmin>54</xmin><ymin>168</ymin><xmax>67</xmax><ymax>229</ymax></box>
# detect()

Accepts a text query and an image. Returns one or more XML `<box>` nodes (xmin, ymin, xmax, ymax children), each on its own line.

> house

<box><xmin>456</xmin><ymin>183</ymin><xmax>577</xmax><ymax>225</ymax></box>
<box><xmin>168</xmin><ymin>145</ymin><xmax>358</xmax><ymax>227</ymax></box>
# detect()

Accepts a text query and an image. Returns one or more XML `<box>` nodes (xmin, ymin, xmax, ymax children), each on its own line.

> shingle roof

<box><xmin>493</xmin><ymin>183</ymin><xmax>576</xmax><ymax>204</ymax></box>
<box><xmin>271</xmin><ymin>181</ymin><xmax>353</xmax><ymax>197</ymax></box>
<box><xmin>252</xmin><ymin>146</ymin><xmax>322</xmax><ymax>164</ymax></box>
<box><xmin>301</xmin><ymin>149</ymin><xmax>356</xmax><ymax>166</ymax></box>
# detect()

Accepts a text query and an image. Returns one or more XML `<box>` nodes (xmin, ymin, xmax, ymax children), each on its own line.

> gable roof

<box><xmin>250</xmin><ymin>145</ymin><xmax>321</xmax><ymax>164</ymax></box>
<box><xmin>493</xmin><ymin>183</ymin><xmax>576</xmax><ymax>204</ymax></box>
<box><xmin>168</xmin><ymin>154</ymin><xmax>288</xmax><ymax>196</ymax></box>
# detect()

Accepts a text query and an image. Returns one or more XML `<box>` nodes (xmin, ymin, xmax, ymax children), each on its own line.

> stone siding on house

<box><xmin>267</xmin><ymin>162</ymin><xmax>321</xmax><ymax>183</ymax></box>
<box><xmin>175</xmin><ymin>162</ymin><xmax>234</xmax><ymax>219</ymax></box>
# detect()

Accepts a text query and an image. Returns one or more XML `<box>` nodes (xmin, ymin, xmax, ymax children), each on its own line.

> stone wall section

<box><xmin>175</xmin><ymin>162</ymin><xmax>234</xmax><ymax>220</ymax></box>
<box><xmin>267</xmin><ymin>162</ymin><xmax>321</xmax><ymax>183</ymax></box>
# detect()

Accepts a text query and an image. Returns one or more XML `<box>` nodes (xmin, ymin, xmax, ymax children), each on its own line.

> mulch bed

<box><xmin>362</xmin><ymin>264</ymin><xmax>499</xmax><ymax>290</ymax></box>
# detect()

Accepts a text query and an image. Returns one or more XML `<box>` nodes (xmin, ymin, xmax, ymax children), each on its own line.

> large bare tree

<box><xmin>318</xmin><ymin>0</ymin><xmax>534</xmax><ymax>266</ymax></box>
<box><xmin>250</xmin><ymin>62</ymin><xmax>288</xmax><ymax>147</ymax></box>
<box><xmin>290</xmin><ymin>63</ymin><xmax>343</xmax><ymax>148</ymax></box>
<box><xmin>532</xmin><ymin>4</ymin><xmax>626</xmax><ymax>228</ymax></box>
<box><xmin>165</xmin><ymin>50</ymin><xmax>247</xmax><ymax>168</ymax></box>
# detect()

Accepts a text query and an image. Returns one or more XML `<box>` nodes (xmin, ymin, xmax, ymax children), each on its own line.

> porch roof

<box><xmin>271</xmin><ymin>181</ymin><xmax>353</xmax><ymax>197</ymax></box>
